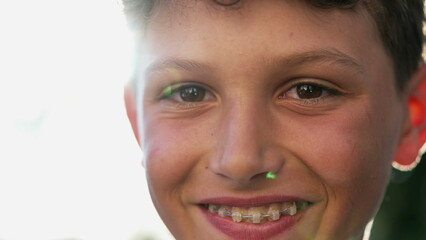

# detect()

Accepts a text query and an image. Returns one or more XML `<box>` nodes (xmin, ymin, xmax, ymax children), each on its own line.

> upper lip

<box><xmin>199</xmin><ymin>195</ymin><xmax>308</xmax><ymax>207</ymax></box>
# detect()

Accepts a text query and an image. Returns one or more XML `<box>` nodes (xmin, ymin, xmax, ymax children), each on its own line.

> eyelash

<box><xmin>160</xmin><ymin>84</ymin><xmax>198</xmax><ymax>98</ymax></box>
<box><xmin>280</xmin><ymin>81</ymin><xmax>342</xmax><ymax>105</ymax></box>
<box><xmin>158</xmin><ymin>83</ymin><xmax>214</xmax><ymax>108</ymax></box>
<box><xmin>158</xmin><ymin>81</ymin><xmax>341</xmax><ymax>107</ymax></box>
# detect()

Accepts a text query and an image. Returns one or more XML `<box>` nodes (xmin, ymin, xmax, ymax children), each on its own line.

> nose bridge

<box><xmin>211</xmin><ymin>94</ymin><xmax>278</xmax><ymax>184</ymax></box>
<box><xmin>224</xmin><ymin>98</ymin><xmax>262</xmax><ymax>158</ymax></box>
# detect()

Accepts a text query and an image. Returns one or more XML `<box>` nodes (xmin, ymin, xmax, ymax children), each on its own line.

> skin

<box><xmin>129</xmin><ymin>0</ymin><xmax>422</xmax><ymax>239</ymax></box>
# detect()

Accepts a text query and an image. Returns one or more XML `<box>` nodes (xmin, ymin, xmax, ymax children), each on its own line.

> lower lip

<box><xmin>200</xmin><ymin>206</ymin><xmax>302</xmax><ymax>240</ymax></box>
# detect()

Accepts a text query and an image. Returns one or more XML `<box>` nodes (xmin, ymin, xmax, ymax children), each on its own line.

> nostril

<box><xmin>209</xmin><ymin>157</ymin><xmax>283</xmax><ymax>185</ymax></box>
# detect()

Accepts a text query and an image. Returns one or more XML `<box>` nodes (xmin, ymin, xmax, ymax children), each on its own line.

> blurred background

<box><xmin>0</xmin><ymin>1</ymin><xmax>424</xmax><ymax>240</ymax></box>
<box><xmin>0</xmin><ymin>0</ymin><xmax>172</xmax><ymax>239</ymax></box>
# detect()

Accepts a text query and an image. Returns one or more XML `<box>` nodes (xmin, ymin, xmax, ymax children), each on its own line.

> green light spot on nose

<box><xmin>266</xmin><ymin>172</ymin><xmax>276</xmax><ymax>179</ymax></box>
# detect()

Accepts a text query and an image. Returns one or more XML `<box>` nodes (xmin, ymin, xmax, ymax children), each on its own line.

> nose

<box><xmin>209</xmin><ymin>99</ymin><xmax>283</xmax><ymax>185</ymax></box>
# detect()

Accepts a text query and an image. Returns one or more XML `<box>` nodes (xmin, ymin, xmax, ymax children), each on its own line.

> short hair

<box><xmin>122</xmin><ymin>0</ymin><xmax>425</xmax><ymax>90</ymax></box>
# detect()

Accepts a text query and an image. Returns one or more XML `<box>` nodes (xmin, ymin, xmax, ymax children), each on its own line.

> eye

<box><xmin>179</xmin><ymin>86</ymin><xmax>206</xmax><ymax>102</ymax></box>
<box><xmin>279</xmin><ymin>82</ymin><xmax>338</xmax><ymax>101</ymax></box>
<box><xmin>295</xmin><ymin>84</ymin><xmax>323</xmax><ymax>99</ymax></box>
<box><xmin>159</xmin><ymin>83</ymin><xmax>213</xmax><ymax>103</ymax></box>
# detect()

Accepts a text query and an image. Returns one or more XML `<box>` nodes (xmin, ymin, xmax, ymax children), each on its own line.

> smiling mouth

<box><xmin>202</xmin><ymin>201</ymin><xmax>311</xmax><ymax>224</ymax></box>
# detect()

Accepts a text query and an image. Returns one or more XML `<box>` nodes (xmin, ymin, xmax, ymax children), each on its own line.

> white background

<box><xmin>0</xmin><ymin>0</ymin><xmax>172</xmax><ymax>239</ymax></box>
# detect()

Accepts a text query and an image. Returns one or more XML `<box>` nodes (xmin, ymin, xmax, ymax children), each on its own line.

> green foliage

<box><xmin>371</xmin><ymin>155</ymin><xmax>426</xmax><ymax>240</ymax></box>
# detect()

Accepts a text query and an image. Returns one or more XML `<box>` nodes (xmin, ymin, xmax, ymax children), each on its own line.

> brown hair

<box><xmin>122</xmin><ymin>0</ymin><xmax>425</xmax><ymax>90</ymax></box>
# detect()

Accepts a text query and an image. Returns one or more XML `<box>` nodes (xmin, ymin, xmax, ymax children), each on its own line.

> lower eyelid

<box><xmin>162</xmin><ymin>99</ymin><xmax>216</xmax><ymax>113</ymax></box>
<box><xmin>173</xmin><ymin>101</ymin><xmax>200</xmax><ymax>109</ymax></box>
<box><xmin>300</xmin><ymin>97</ymin><xmax>325</xmax><ymax>105</ymax></box>
<box><xmin>277</xmin><ymin>88</ymin><xmax>340</xmax><ymax>108</ymax></box>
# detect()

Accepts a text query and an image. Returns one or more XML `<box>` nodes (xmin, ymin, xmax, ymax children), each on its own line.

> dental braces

<box><xmin>221</xmin><ymin>209</ymin><xmax>291</xmax><ymax>219</ymax></box>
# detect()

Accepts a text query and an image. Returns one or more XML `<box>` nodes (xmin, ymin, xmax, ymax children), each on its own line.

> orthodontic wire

<box><xmin>222</xmin><ymin>209</ymin><xmax>290</xmax><ymax>219</ymax></box>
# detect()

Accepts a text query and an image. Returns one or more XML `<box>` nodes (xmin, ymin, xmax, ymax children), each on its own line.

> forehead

<box><xmin>144</xmin><ymin>0</ymin><xmax>375</xmax><ymax>42</ymax></box>
<box><xmin>141</xmin><ymin>0</ymin><xmax>392</xmax><ymax>88</ymax></box>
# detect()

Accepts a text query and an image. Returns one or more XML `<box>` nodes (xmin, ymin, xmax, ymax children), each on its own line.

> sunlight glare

<box><xmin>0</xmin><ymin>1</ymin><xmax>172</xmax><ymax>240</ymax></box>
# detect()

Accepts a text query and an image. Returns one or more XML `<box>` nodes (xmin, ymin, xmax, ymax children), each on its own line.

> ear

<box><xmin>393</xmin><ymin>63</ymin><xmax>426</xmax><ymax>171</ymax></box>
<box><xmin>124</xmin><ymin>82</ymin><xmax>141</xmax><ymax>146</ymax></box>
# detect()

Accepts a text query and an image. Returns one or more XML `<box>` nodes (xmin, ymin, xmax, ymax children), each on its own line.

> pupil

<box><xmin>297</xmin><ymin>84</ymin><xmax>322</xmax><ymax>99</ymax></box>
<box><xmin>180</xmin><ymin>86</ymin><xmax>206</xmax><ymax>102</ymax></box>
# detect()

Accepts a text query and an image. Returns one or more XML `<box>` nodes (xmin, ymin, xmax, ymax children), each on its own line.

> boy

<box><xmin>123</xmin><ymin>0</ymin><xmax>425</xmax><ymax>239</ymax></box>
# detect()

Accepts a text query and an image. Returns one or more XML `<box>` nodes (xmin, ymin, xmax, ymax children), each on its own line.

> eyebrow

<box><xmin>145</xmin><ymin>58</ymin><xmax>213</xmax><ymax>76</ymax></box>
<box><xmin>273</xmin><ymin>48</ymin><xmax>364</xmax><ymax>75</ymax></box>
<box><xmin>144</xmin><ymin>48</ymin><xmax>364</xmax><ymax>76</ymax></box>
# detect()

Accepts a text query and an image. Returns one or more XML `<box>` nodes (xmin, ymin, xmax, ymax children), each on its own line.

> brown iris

<box><xmin>296</xmin><ymin>84</ymin><xmax>323</xmax><ymax>99</ymax></box>
<box><xmin>179</xmin><ymin>86</ymin><xmax>206</xmax><ymax>102</ymax></box>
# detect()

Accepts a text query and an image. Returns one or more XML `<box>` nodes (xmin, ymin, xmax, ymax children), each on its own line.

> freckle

<box><xmin>205</xmin><ymin>166</ymin><xmax>209</xmax><ymax>170</ymax></box>
<box><xmin>289</xmin><ymin>32</ymin><xmax>294</xmax><ymax>37</ymax></box>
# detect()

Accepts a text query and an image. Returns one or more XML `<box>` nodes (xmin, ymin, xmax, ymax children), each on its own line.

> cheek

<box><xmin>144</xmin><ymin>122</ymin><xmax>193</xmax><ymax>190</ymax></box>
<box><xmin>142</xmin><ymin>116</ymin><xmax>212</xmax><ymax>200</ymax></box>
<box><xmin>295</xmin><ymin>99</ymin><xmax>400</xmax><ymax>231</ymax></box>
<box><xmin>141</xmin><ymin>117</ymin><xmax>208</xmax><ymax>237</ymax></box>
<box><xmin>287</xmin><ymin>104</ymin><xmax>392</xmax><ymax>188</ymax></box>
<box><xmin>272</xmin><ymin>101</ymin><xmax>397</xmax><ymax>238</ymax></box>
<box><xmin>318</xmin><ymin>107</ymin><xmax>393</xmax><ymax>196</ymax></box>
<box><xmin>313</xmin><ymin>117</ymin><xmax>387</xmax><ymax>188</ymax></box>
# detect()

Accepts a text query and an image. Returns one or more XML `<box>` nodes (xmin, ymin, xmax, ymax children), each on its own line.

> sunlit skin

<box><xmin>130</xmin><ymin>1</ymin><xmax>419</xmax><ymax>239</ymax></box>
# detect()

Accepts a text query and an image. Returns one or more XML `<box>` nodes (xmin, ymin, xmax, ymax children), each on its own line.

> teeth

<box><xmin>231</xmin><ymin>207</ymin><xmax>243</xmax><ymax>222</ymax></box>
<box><xmin>269</xmin><ymin>209</ymin><xmax>280</xmax><ymax>221</ymax></box>
<box><xmin>267</xmin><ymin>203</ymin><xmax>281</xmax><ymax>221</ymax></box>
<box><xmin>282</xmin><ymin>202</ymin><xmax>293</xmax><ymax>213</ymax></box>
<box><xmin>248</xmin><ymin>206</ymin><xmax>266</xmax><ymax>224</ymax></box>
<box><xmin>209</xmin><ymin>204</ymin><xmax>219</xmax><ymax>213</ymax></box>
<box><xmin>252</xmin><ymin>212</ymin><xmax>262</xmax><ymax>224</ymax></box>
<box><xmin>289</xmin><ymin>202</ymin><xmax>297</xmax><ymax>216</ymax></box>
<box><xmin>231</xmin><ymin>212</ymin><xmax>242</xmax><ymax>222</ymax></box>
<box><xmin>218</xmin><ymin>206</ymin><xmax>229</xmax><ymax>217</ymax></box>
<box><xmin>208</xmin><ymin>201</ymin><xmax>309</xmax><ymax>223</ymax></box>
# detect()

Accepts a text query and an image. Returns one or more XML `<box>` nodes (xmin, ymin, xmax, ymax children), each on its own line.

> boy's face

<box><xmin>138</xmin><ymin>1</ymin><xmax>406</xmax><ymax>239</ymax></box>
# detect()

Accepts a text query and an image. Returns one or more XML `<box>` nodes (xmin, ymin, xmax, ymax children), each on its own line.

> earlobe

<box><xmin>393</xmin><ymin>63</ymin><xmax>426</xmax><ymax>171</ymax></box>
<box><xmin>124</xmin><ymin>82</ymin><xmax>141</xmax><ymax>146</ymax></box>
